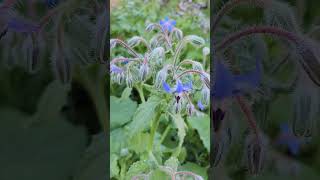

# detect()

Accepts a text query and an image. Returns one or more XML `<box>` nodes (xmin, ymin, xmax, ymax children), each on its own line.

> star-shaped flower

<box><xmin>159</xmin><ymin>17</ymin><xmax>176</xmax><ymax>32</ymax></box>
<box><xmin>162</xmin><ymin>80</ymin><xmax>192</xmax><ymax>94</ymax></box>
<box><xmin>212</xmin><ymin>59</ymin><xmax>261</xmax><ymax>100</ymax></box>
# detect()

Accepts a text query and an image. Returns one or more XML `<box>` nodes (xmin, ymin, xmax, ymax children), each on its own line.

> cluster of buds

<box><xmin>110</xmin><ymin>17</ymin><xmax>210</xmax><ymax>116</ymax></box>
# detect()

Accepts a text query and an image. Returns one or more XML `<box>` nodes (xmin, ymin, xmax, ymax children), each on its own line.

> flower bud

<box><xmin>186</xmin><ymin>103</ymin><xmax>195</xmax><ymax>116</ymax></box>
<box><xmin>150</xmin><ymin>47</ymin><xmax>165</xmax><ymax>65</ymax></box>
<box><xmin>202</xmin><ymin>47</ymin><xmax>210</xmax><ymax>56</ymax></box>
<box><xmin>127</xmin><ymin>36</ymin><xmax>142</xmax><ymax>48</ymax></box>
<box><xmin>173</xmin><ymin>28</ymin><xmax>183</xmax><ymax>40</ymax></box>
<box><xmin>201</xmin><ymin>85</ymin><xmax>210</xmax><ymax>105</ymax></box>
<box><xmin>155</xmin><ymin>67</ymin><xmax>168</xmax><ymax>88</ymax></box>
<box><xmin>139</xmin><ymin>62</ymin><xmax>149</xmax><ymax>81</ymax></box>
<box><xmin>146</xmin><ymin>23</ymin><xmax>157</xmax><ymax>32</ymax></box>
<box><xmin>245</xmin><ymin>134</ymin><xmax>265</xmax><ymax>175</ymax></box>
<box><xmin>185</xmin><ymin>35</ymin><xmax>205</xmax><ymax>48</ymax></box>
<box><xmin>173</xmin><ymin>96</ymin><xmax>183</xmax><ymax>113</ymax></box>
<box><xmin>126</xmin><ymin>72</ymin><xmax>134</xmax><ymax>88</ymax></box>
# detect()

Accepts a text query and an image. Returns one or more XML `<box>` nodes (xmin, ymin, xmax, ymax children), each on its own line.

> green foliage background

<box><xmin>110</xmin><ymin>0</ymin><xmax>210</xmax><ymax>179</ymax></box>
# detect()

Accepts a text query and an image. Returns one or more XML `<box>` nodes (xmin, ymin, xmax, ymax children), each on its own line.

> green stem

<box><xmin>160</xmin><ymin>124</ymin><xmax>171</xmax><ymax>144</ymax></box>
<box><xmin>73</xmin><ymin>66</ymin><xmax>108</xmax><ymax>133</ymax></box>
<box><xmin>148</xmin><ymin>112</ymin><xmax>162</xmax><ymax>151</ymax></box>
<box><xmin>119</xmin><ymin>160</ymin><xmax>127</xmax><ymax>180</ymax></box>
<box><xmin>135</xmin><ymin>84</ymin><xmax>145</xmax><ymax>103</ymax></box>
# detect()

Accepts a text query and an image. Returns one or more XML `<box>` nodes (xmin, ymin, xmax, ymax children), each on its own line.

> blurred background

<box><xmin>0</xmin><ymin>0</ymin><xmax>107</xmax><ymax>179</ymax></box>
<box><xmin>212</xmin><ymin>0</ymin><xmax>320</xmax><ymax>179</ymax></box>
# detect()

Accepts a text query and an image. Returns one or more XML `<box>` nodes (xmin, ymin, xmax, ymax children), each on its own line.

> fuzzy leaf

<box><xmin>171</xmin><ymin>114</ymin><xmax>187</xmax><ymax>149</ymax></box>
<box><xmin>187</xmin><ymin>114</ymin><xmax>210</xmax><ymax>151</ymax></box>
<box><xmin>128</xmin><ymin>132</ymin><xmax>151</xmax><ymax>154</ymax></box>
<box><xmin>110</xmin><ymin>96</ymin><xmax>137</xmax><ymax>130</ymax></box>
<box><xmin>34</xmin><ymin>80</ymin><xmax>69</xmax><ymax>122</ymax></box>
<box><xmin>0</xmin><ymin>109</ymin><xmax>87</xmax><ymax>180</ymax></box>
<box><xmin>126</xmin><ymin>160</ymin><xmax>150</xmax><ymax>180</ymax></box>
<box><xmin>73</xmin><ymin>133</ymin><xmax>108</xmax><ymax>180</ymax></box>
<box><xmin>110</xmin><ymin>154</ymin><xmax>120</xmax><ymax>178</ymax></box>
<box><xmin>127</xmin><ymin>96</ymin><xmax>162</xmax><ymax>136</ymax></box>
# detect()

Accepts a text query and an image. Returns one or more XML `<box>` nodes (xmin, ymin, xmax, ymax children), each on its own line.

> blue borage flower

<box><xmin>163</xmin><ymin>80</ymin><xmax>204</xmax><ymax>112</ymax></box>
<box><xmin>212</xmin><ymin>59</ymin><xmax>261</xmax><ymax>132</ymax></box>
<box><xmin>159</xmin><ymin>17</ymin><xmax>176</xmax><ymax>32</ymax></box>
<box><xmin>110</xmin><ymin>64</ymin><xmax>123</xmax><ymax>74</ymax></box>
<box><xmin>277</xmin><ymin>123</ymin><xmax>301</xmax><ymax>155</ymax></box>
<box><xmin>213</xmin><ymin>59</ymin><xmax>261</xmax><ymax>100</ymax></box>
<box><xmin>162</xmin><ymin>80</ymin><xmax>192</xmax><ymax>94</ymax></box>
<box><xmin>7</xmin><ymin>18</ymin><xmax>40</xmax><ymax>33</ymax></box>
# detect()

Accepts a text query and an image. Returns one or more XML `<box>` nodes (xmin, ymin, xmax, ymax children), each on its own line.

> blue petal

<box><xmin>110</xmin><ymin>64</ymin><xmax>123</xmax><ymax>73</ymax></box>
<box><xmin>160</xmin><ymin>20</ymin><xmax>164</xmax><ymax>25</ymax></box>
<box><xmin>280</xmin><ymin>123</ymin><xmax>290</xmax><ymax>134</ymax></box>
<box><xmin>288</xmin><ymin>139</ymin><xmax>300</xmax><ymax>155</ymax></box>
<box><xmin>165</xmin><ymin>17</ymin><xmax>169</xmax><ymax>21</ymax></box>
<box><xmin>7</xmin><ymin>18</ymin><xmax>39</xmax><ymax>33</ymax></box>
<box><xmin>162</xmin><ymin>81</ymin><xmax>171</xmax><ymax>93</ymax></box>
<box><xmin>197</xmin><ymin>100</ymin><xmax>205</xmax><ymax>111</ymax></box>
<box><xmin>183</xmin><ymin>81</ymin><xmax>193</xmax><ymax>91</ymax></box>
<box><xmin>167</xmin><ymin>25</ymin><xmax>173</xmax><ymax>32</ymax></box>
<box><xmin>170</xmin><ymin>20</ymin><xmax>176</xmax><ymax>26</ymax></box>
<box><xmin>175</xmin><ymin>80</ymin><xmax>184</xmax><ymax>93</ymax></box>
<box><xmin>234</xmin><ymin>59</ymin><xmax>261</xmax><ymax>91</ymax></box>
<box><xmin>212</xmin><ymin>60</ymin><xmax>235</xmax><ymax>99</ymax></box>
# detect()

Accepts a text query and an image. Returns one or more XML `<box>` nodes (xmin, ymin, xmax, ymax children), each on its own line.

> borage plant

<box><xmin>212</xmin><ymin>0</ymin><xmax>320</xmax><ymax>179</ymax></box>
<box><xmin>110</xmin><ymin>17</ymin><xmax>210</xmax><ymax>180</ymax></box>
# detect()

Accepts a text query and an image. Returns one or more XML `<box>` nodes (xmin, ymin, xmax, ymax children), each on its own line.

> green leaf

<box><xmin>110</xmin><ymin>128</ymin><xmax>129</xmax><ymax>155</ymax></box>
<box><xmin>127</xmin><ymin>96</ymin><xmax>162</xmax><ymax>136</ymax></box>
<box><xmin>125</xmin><ymin>160</ymin><xmax>150</xmax><ymax>180</ymax></box>
<box><xmin>180</xmin><ymin>162</ymin><xmax>208</xmax><ymax>180</ymax></box>
<box><xmin>187</xmin><ymin>114</ymin><xmax>210</xmax><ymax>151</ymax></box>
<box><xmin>0</xmin><ymin>109</ymin><xmax>87</xmax><ymax>180</ymax></box>
<box><xmin>34</xmin><ymin>80</ymin><xmax>69</xmax><ymax>122</ymax></box>
<box><xmin>121</xmin><ymin>87</ymin><xmax>132</xmax><ymax>100</ymax></box>
<box><xmin>111</xmin><ymin>154</ymin><xmax>120</xmax><ymax>178</ymax></box>
<box><xmin>149</xmin><ymin>169</ymin><xmax>170</xmax><ymax>180</ymax></box>
<box><xmin>164</xmin><ymin>157</ymin><xmax>179</xmax><ymax>172</ymax></box>
<box><xmin>110</xmin><ymin>96</ymin><xmax>137</xmax><ymax>130</ymax></box>
<box><xmin>73</xmin><ymin>133</ymin><xmax>108</xmax><ymax>180</ymax></box>
<box><xmin>170</xmin><ymin>114</ymin><xmax>187</xmax><ymax>149</ymax></box>
<box><xmin>128</xmin><ymin>132</ymin><xmax>151</xmax><ymax>154</ymax></box>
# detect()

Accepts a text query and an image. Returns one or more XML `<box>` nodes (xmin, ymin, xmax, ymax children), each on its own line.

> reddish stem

<box><xmin>216</xmin><ymin>26</ymin><xmax>300</xmax><ymax>51</ymax></box>
<box><xmin>236</xmin><ymin>96</ymin><xmax>260</xmax><ymax>143</ymax></box>
<box><xmin>212</xmin><ymin>0</ymin><xmax>267</xmax><ymax>34</ymax></box>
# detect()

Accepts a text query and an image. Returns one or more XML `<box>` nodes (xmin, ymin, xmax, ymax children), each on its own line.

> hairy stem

<box><xmin>136</xmin><ymin>84</ymin><xmax>145</xmax><ymax>103</ymax></box>
<box><xmin>216</xmin><ymin>26</ymin><xmax>300</xmax><ymax>51</ymax></box>
<box><xmin>113</xmin><ymin>39</ymin><xmax>141</xmax><ymax>58</ymax></box>
<box><xmin>236</xmin><ymin>96</ymin><xmax>260</xmax><ymax>143</ymax></box>
<box><xmin>212</xmin><ymin>0</ymin><xmax>267</xmax><ymax>34</ymax></box>
<box><xmin>160</xmin><ymin>124</ymin><xmax>172</xmax><ymax>144</ymax></box>
<box><xmin>176</xmin><ymin>70</ymin><xmax>210</xmax><ymax>88</ymax></box>
<box><xmin>149</xmin><ymin>112</ymin><xmax>162</xmax><ymax>151</ymax></box>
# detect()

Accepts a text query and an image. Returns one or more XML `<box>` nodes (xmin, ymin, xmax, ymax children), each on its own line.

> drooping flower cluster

<box><xmin>110</xmin><ymin>17</ymin><xmax>209</xmax><ymax>116</ymax></box>
<box><xmin>212</xmin><ymin>59</ymin><xmax>261</xmax><ymax>132</ymax></box>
